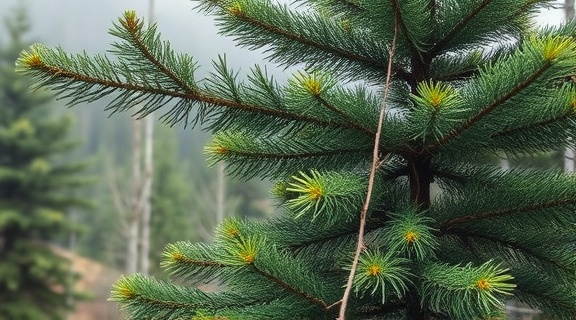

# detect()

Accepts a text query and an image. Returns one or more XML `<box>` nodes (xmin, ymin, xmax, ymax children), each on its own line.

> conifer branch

<box><xmin>120</xmin><ymin>14</ymin><xmax>192</xmax><ymax>93</ymax></box>
<box><xmin>436</xmin><ymin>68</ymin><xmax>480</xmax><ymax>81</ymax></box>
<box><xmin>314</xmin><ymin>95</ymin><xmax>376</xmax><ymax>136</ymax></box>
<box><xmin>491</xmin><ymin>112</ymin><xmax>572</xmax><ymax>138</ymax></box>
<box><xmin>236</xmin><ymin>15</ymin><xmax>358</xmax><ymax>61</ymax></box>
<box><xmin>445</xmin><ymin>229</ymin><xmax>575</xmax><ymax>272</ymax></box>
<box><xmin>230</xmin><ymin>11</ymin><xmax>411</xmax><ymax>82</ymax></box>
<box><xmin>430</xmin><ymin>0</ymin><xmax>543</xmax><ymax>56</ymax></box>
<box><xmin>429</xmin><ymin>0</ymin><xmax>491</xmax><ymax>55</ymax></box>
<box><xmin>288</xmin><ymin>217</ymin><xmax>385</xmax><ymax>250</ymax></box>
<box><xmin>24</xmin><ymin>58</ymin><xmax>363</xmax><ymax>130</ymax></box>
<box><xmin>308</xmin><ymin>0</ymin><xmax>365</xmax><ymax>12</ymax></box>
<box><xmin>439</xmin><ymin>198</ymin><xmax>576</xmax><ymax>230</ymax></box>
<box><xmin>431</xmin><ymin>169</ymin><xmax>467</xmax><ymax>185</ymax></box>
<box><xmin>515</xmin><ymin>286</ymin><xmax>576</xmax><ymax>314</ymax></box>
<box><xmin>337</xmin><ymin>11</ymin><xmax>398</xmax><ymax>320</ymax></box>
<box><xmin>129</xmin><ymin>294</ymin><xmax>199</xmax><ymax>310</ymax></box>
<box><xmin>251</xmin><ymin>264</ymin><xmax>332</xmax><ymax>310</ymax></box>
<box><xmin>113</xmin><ymin>278</ymin><xmax>255</xmax><ymax>315</ymax></box>
<box><xmin>221</xmin><ymin>148</ymin><xmax>371</xmax><ymax>160</ymax></box>
<box><xmin>423</xmin><ymin>61</ymin><xmax>552</xmax><ymax>153</ymax></box>
<box><xmin>390</xmin><ymin>0</ymin><xmax>423</xmax><ymax>57</ymax></box>
<box><xmin>429</xmin><ymin>0</ymin><xmax>436</xmax><ymax>20</ymax></box>
<box><xmin>171</xmin><ymin>255</ymin><xmax>226</xmax><ymax>268</ymax></box>
<box><xmin>356</xmin><ymin>302</ymin><xmax>407</xmax><ymax>316</ymax></box>
<box><xmin>338</xmin><ymin>0</ymin><xmax>365</xmax><ymax>11</ymax></box>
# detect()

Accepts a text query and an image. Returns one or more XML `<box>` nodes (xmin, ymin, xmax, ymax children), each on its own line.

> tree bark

<box><xmin>216</xmin><ymin>162</ymin><xmax>226</xmax><ymax>225</ymax></box>
<box><xmin>139</xmin><ymin>114</ymin><xmax>154</xmax><ymax>275</ymax></box>
<box><xmin>500</xmin><ymin>157</ymin><xmax>510</xmax><ymax>171</ymax></box>
<box><xmin>567</xmin><ymin>0</ymin><xmax>575</xmax><ymax>21</ymax></box>
<box><xmin>139</xmin><ymin>0</ymin><xmax>156</xmax><ymax>276</ymax></box>
<box><xmin>127</xmin><ymin>118</ymin><xmax>142</xmax><ymax>274</ymax></box>
<box><xmin>408</xmin><ymin>156</ymin><xmax>432</xmax><ymax>209</ymax></box>
<box><xmin>565</xmin><ymin>149</ymin><xmax>575</xmax><ymax>172</ymax></box>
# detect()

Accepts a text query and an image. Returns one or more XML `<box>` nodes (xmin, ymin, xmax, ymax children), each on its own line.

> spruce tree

<box><xmin>16</xmin><ymin>0</ymin><xmax>576</xmax><ymax>319</ymax></box>
<box><xmin>0</xmin><ymin>6</ymin><xmax>91</xmax><ymax>320</ymax></box>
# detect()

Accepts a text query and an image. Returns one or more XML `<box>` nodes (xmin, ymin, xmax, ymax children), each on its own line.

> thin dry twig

<box><xmin>337</xmin><ymin>13</ymin><xmax>399</xmax><ymax>320</ymax></box>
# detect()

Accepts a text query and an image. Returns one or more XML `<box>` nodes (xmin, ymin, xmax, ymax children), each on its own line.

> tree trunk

<box><xmin>127</xmin><ymin>118</ymin><xmax>142</xmax><ymax>274</ymax></box>
<box><xmin>139</xmin><ymin>0</ymin><xmax>156</xmax><ymax>277</ymax></box>
<box><xmin>406</xmin><ymin>292</ymin><xmax>431</xmax><ymax>320</ymax></box>
<box><xmin>140</xmin><ymin>114</ymin><xmax>154</xmax><ymax>275</ymax></box>
<box><xmin>408</xmin><ymin>156</ymin><xmax>432</xmax><ymax>209</ymax></box>
<box><xmin>406</xmin><ymin>155</ymin><xmax>432</xmax><ymax>319</ymax></box>
<box><xmin>567</xmin><ymin>0</ymin><xmax>575</xmax><ymax>21</ymax></box>
<box><xmin>216</xmin><ymin>162</ymin><xmax>226</xmax><ymax>225</ymax></box>
<box><xmin>565</xmin><ymin>149</ymin><xmax>575</xmax><ymax>173</ymax></box>
<box><xmin>500</xmin><ymin>157</ymin><xmax>510</xmax><ymax>171</ymax></box>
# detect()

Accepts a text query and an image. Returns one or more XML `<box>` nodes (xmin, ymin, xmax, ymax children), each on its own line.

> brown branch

<box><xmin>313</xmin><ymin>95</ymin><xmax>375</xmax><ymax>136</ymax></box>
<box><xmin>35</xmin><ymin>63</ymin><xmax>360</xmax><ymax>130</ymax></box>
<box><xmin>288</xmin><ymin>216</ymin><xmax>388</xmax><ymax>251</ymax></box>
<box><xmin>436</xmin><ymin>68</ymin><xmax>480</xmax><ymax>82</ymax></box>
<box><xmin>337</xmin><ymin>11</ymin><xmax>398</xmax><ymax>320</ymax></box>
<box><xmin>251</xmin><ymin>264</ymin><xmax>332</xmax><ymax>310</ymax></box>
<box><xmin>429</xmin><ymin>0</ymin><xmax>492</xmax><ymax>55</ymax></box>
<box><xmin>390</xmin><ymin>0</ymin><xmax>423</xmax><ymax>57</ymax></box>
<box><xmin>431</xmin><ymin>169</ymin><xmax>467</xmax><ymax>185</ymax></box>
<box><xmin>430</xmin><ymin>0</ymin><xmax>543</xmax><ymax>56</ymax></box>
<box><xmin>171</xmin><ymin>254</ymin><xmax>226</xmax><ymax>267</ymax></box>
<box><xmin>409</xmin><ymin>160</ymin><xmax>422</xmax><ymax>207</ymax></box>
<box><xmin>491</xmin><ymin>112</ymin><xmax>572</xmax><ymax>138</ymax></box>
<box><xmin>234</xmin><ymin>12</ymin><xmax>412</xmax><ymax>83</ymax></box>
<box><xmin>444</xmin><ymin>229</ymin><xmax>574</xmax><ymax>272</ymax></box>
<box><xmin>124</xmin><ymin>16</ymin><xmax>194</xmax><ymax>94</ymax></box>
<box><xmin>439</xmin><ymin>198</ymin><xmax>576</xmax><ymax>230</ymax></box>
<box><xmin>223</xmin><ymin>147</ymin><xmax>372</xmax><ymax>160</ymax></box>
<box><xmin>422</xmin><ymin>61</ymin><xmax>552</xmax><ymax>154</ymax></box>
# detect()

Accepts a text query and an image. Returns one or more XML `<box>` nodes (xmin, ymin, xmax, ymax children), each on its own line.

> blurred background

<box><xmin>0</xmin><ymin>0</ymin><xmax>570</xmax><ymax>319</ymax></box>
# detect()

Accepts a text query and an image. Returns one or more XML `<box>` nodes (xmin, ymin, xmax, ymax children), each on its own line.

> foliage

<box><xmin>16</xmin><ymin>0</ymin><xmax>576</xmax><ymax>319</ymax></box>
<box><xmin>0</xmin><ymin>5</ymin><xmax>91</xmax><ymax>319</ymax></box>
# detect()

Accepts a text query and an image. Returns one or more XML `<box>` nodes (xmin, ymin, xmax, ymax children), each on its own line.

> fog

<box><xmin>2</xmin><ymin>0</ymin><xmax>271</xmax><ymax>75</ymax></box>
<box><xmin>0</xmin><ymin>0</ymin><xmax>571</xmax><ymax>318</ymax></box>
<box><xmin>1</xmin><ymin>0</ymin><xmax>567</xmax><ymax>78</ymax></box>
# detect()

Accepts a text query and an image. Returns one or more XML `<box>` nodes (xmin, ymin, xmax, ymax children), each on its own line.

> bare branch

<box><xmin>337</xmin><ymin>11</ymin><xmax>399</xmax><ymax>320</ymax></box>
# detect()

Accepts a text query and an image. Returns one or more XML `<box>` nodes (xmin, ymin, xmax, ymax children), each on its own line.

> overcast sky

<box><xmin>1</xmin><ymin>0</ymin><xmax>265</xmax><ymax>75</ymax></box>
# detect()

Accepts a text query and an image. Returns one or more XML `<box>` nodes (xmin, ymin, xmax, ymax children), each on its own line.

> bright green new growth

<box><xmin>15</xmin><ymin>0</ymin><xmax>576</xmax><ymax>319</ymax></box>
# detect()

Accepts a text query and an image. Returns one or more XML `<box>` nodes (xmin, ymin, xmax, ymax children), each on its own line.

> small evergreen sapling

<box><xmin>16</xmin><ymin>0</ymin><xmax>576</xmax><ymax>319</ymax></box>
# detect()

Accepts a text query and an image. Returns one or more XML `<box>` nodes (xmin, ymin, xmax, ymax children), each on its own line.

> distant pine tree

<box><xmin>0</xmin><ymin>6</ymin><xmax>91</xmax><ymax>320</ymax></box>
<box><xmin>16</xmin><ymin>1</ymin><xmax>576</xmax><ymax>319</ymax></box>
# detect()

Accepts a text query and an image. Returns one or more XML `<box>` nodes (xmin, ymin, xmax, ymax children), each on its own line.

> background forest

<box><xmin>0</xmin><ymin>1</ymin><xmax>273</xmax><ymax>319</ymax></box>
<box><xmin>0</xmin><ymin>0</ymin><xmax>574</xmax><ymax>319</ymax></box>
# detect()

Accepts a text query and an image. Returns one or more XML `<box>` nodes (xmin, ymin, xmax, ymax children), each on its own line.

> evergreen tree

<box><xmin>15</xmin><ymin>1</ymin><xmax>576</xmax><ymax>319</ymax></box>
<box><xmin>0</xmin><ymin>6</ymin><xmax>91</xmax><ymax>320</ymax></box>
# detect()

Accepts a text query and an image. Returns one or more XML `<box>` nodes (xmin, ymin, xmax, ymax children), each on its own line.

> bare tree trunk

<box><xmin>565</xmin><ymin>148</ymin><xmax>575</xmax><ymax>172</ymax></box>
<box><xmin>567</xmin><ymin>0</ymin><xmax>575</xmax><ymax>21</ymax></box>
<box><xmin>566</xmin><ymin>0</ymin><xmax>575</xmax><ymax>174</ymax></box>
<box><xmin>500</xmin><ymin>157</ymin><xmax>510</xmax><ymax>171</ymax></box>
<box><xmin>139</xmin><ymin>0</ymin><xmax>156</xmax><ymax>276</ymax></box>
<box><xmin>140</xmin><ymin>114</ymin><xmax>154</xmax><ymax>275</ymax></box>
<box><xmin>216</xmin><ymin>162</ymin><xmax>226</xmax><ymax>225</ymax></box>
<box><xmin>127</xmin><ymin>119</ymin><xmax>142</xmax><ymax>274</ymax></box>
